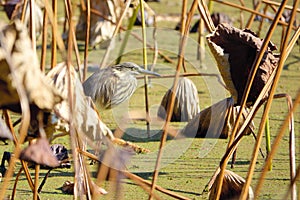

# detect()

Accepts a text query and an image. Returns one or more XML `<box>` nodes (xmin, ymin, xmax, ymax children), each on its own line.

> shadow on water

<box><xmin>118</xmin><ymin>128</ymin><xmax>176</xmax><ymax>142</ymax></box>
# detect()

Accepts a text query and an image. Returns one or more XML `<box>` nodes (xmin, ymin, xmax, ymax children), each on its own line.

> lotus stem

<box><xmin>100</xmin><ymin>0</ymin><xmax>132</xmax><ymax>68</ymax></box>
<box><xmin>240</xmin><ymin>1</ymin><xmax>299</xmax><ymax>199</ymax></box>
<box><xmin>34</xmin><ymin>165</ymin><xmax>40</xmax><ymax>200</ymax></box>
<box><xmin>29</xmin><ymin>0</ymin><xmax>36</xmax><ymax>54</ymax></box>
<box><xmin>0</xmin><ymin>44</ymin><xmax>31</xmax><ymax>200</ymax></box>
<box><xmin>139</xmin><ymin>0</ymin><xmax>151</xmax><ymax>138</ymax></box>
<box><xmin>41</xmin><ymin>9</ymin><xmax>48</xmax><ymax>72</ymax></box>
<box><xmin>211</xmin><ymin>0</ymin><xmax>297</xmax><ymax>29</ymax></box>
<box><xmin>90</xmin><ymin>8</ymin><xmax>174</xmax><ymax>64</ymax></box>
<box><xmin>83</xmin><ymin>0</ymin><xmax>91</xmax><ymax>81</ymax></box>
<box><xmin>11</xmin><ymin>168</ymin><xmax>23</xmax><ymax>200</ymax></box>
<box><xmin>255</xmin><ymin>91</ymin><xmax>300</xmax><ymax>198</ymax></box>
<box><xmin>116</xmin><ymin>5</ymin><xmax>139</xmax><ymax>64</ymax></box>
<box><xmin>149</xmin><ymin>0</ymin><xmax>199</xmax><ymax>199</ymax></box>
<box><xmin>51</xmin><ymin>0</ymin><xmax>57</xmax><ymax>68</ymax></box>
<box><xmin>245</xmin><ymin>0</ymin><xmax>262</xmax><ymax>29</ymax></box>
<box><xmin>216</xmin><ymin>0</ymin><xmax>289</xmax><ymax>198</ymax></box>
<box><xmin>21</xmin><ymin>0</ymin><xmax>28</xmax><ymax>22</ymax></box>
<box><xmin>264</xmin><ymin>115</ymin><xmax>272</xmax><ymax>171</ymax></box>
<box><xmin>180</xmin><ymin>0</ymin><xmax>188</xmax><ymax>72</ymax></box>
<box><xmin>208</xmin><ymin>0</ymin><xmax>214</xmax><ymax>12</ymax></box>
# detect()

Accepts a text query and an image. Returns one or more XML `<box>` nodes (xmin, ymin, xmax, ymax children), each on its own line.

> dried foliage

<box><xmin>76</xmin><ymin>0</ymin><xmax>122</xmax><ymax>47</ymax></box>
<box><xmin>209</xmin><ymin>169</ymin><xmax>254</xmax><ymax>200</ymax></box>
<box><xmin>158</xmin><ymin>77</ymin><xmax>200</xmax><ymax>122</ymax></box>
<box><xmin>182</xmin><ymin>97</ymin><xmax>254</xmax><ymax>139</ymax></box>
<box><xmin>0</xmin><ymin>20</ymin><xmax>63</xmax><ymax>113</ymax></box>
<box><xmin>207</xmin><ymin>23</ymin><xmax>279</xmax><ymax>105</ymax></box>
<box><xmin>20</xmin><ymin>138</ymin><xmax>60</xmax><ymax>168</ymax></box>
<box><xmin>46</xmin><ymin>62</ymin><xmax>113</xmax><ymax>141</ymax></box>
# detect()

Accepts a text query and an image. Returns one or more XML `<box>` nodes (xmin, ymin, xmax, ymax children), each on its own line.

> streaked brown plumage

<box><xmin>83</xmin><ymin>62</ymin><xmax>160</xmax><ymax>109</ymax></box>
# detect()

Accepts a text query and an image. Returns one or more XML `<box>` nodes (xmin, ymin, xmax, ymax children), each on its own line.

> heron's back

<box><xmin>83</xmin><ymin>68</ymin><xmax>137</xmax><ymax>109</ymax></box>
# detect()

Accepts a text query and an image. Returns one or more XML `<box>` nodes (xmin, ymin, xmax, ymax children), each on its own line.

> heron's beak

<box><xmin>138</xmin><ymin>68</ymin><xmax>161</xmax><ymax>77</ymax></box>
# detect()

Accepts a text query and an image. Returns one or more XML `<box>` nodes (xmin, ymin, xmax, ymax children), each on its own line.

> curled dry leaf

<box><xmin>182</xmin><ymin>97</ymin><xmax>254</xmax><ymax>139</ymax></box>
<box><xmin>158</xmin><ymin>78</ymin><xmax>200</xmax><ymax>122</ymax></box>
<box><xmin>20</xmin><ymin>138</ymin><xmax>60</xmax><ymax>168</ymax></box>
<box><xmin>0</xmin><ymin>20</ymin><xmax>63</xmax><ymax>112</ymax></box>
<box><xmin>209</xmin><ymin>169</ymin><xmax>254</xmax><ymax>200</ymax></box>
<box><xmin>207</xmin><ymin>23</ymin><xmax>278</xmax><ymax>105</ymax></box>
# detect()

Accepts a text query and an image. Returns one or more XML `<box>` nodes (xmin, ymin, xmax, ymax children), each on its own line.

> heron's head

<box><xmin>112</xmin><ymin>62</ymin><xmax>160</xmax><ymax>77</ymax></box>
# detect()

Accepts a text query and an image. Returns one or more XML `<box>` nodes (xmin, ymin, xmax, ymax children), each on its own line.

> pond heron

<box><xmin>83</xmin><ymin>62</ymin><xmax>160</xmax><ymax>109</ymax></box>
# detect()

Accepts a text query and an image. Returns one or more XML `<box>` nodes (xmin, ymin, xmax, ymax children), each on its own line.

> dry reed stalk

<box><xmin>254</xmin><ymin>91</ymin><xmax>300</xmax><ymax>198</ymax></box>
<box><xmin>149</xmin><ymin>0</ymin><xmax>199</xmax><ymax>199</ymax></box>
<box><xmin>51</xmin><ymin>0</ymin><xmax>57</xmax><ymax>68</ymax></box>
<box><xmin>29</xmin><ymin>0</ymin><xmax>36</xmax><ymax>54</ymax></box>
<box><xmin>240</xmin><ymin>1</ymin><xmax>299</xmax><ymax>199</ymax></box>
<box><xmin>139</xmin><ymin>0</ymin><xmax>151</xmax><ymax>137</ymax></box>
<box><xmin>64</xmin><ymin>1</ymin><xmax>95</xmax><ymax>197</ymax></box>
<box><xmin>90</xmin><ymin>7</ymin><xmax>174</xmax><ymax>64</ymax></box>
<box><xmin>180</xmin><ymin>0</ymin><xmax>188</xmax><ymax>38</ymax></box>
<box><xmin>180</xmin><ymin>0</ymin><xmax>188</xmax><ymax>72</ymax></box>
<box><xmin>34</xmin><ymin>164</ymin><xmax>40</xmax><ymax>200</ymax></box>
<box><xmin>41</xmin><ymin>9</ymin><xmax>48</xmax><ymax>72</ymax></box>
<box><xmin>83</xmin><ymin>0</ymin><xmax>91</xmax><ymax>81</ymax></box>
<box><xmin>100</xmin><ymin>0</ymin><xmax>132</xmax><ymax>68</ymax></box>
<box><xmin>21</xmin><ymin>0</ymin><xmax>28</xmax><ymax>22</ymax></box>
<box><xmin>215</xmin><ymin>1</ymin><xmax>289</xmax><ymax>198</ymax></box>
<box><xmin>285</xmin><ymin>164</ymin><xmax>300</xmax><ymax>199</ymax></box>
<box><xmin>263</xmin><ymin>0</ymin><xmax>300</xmax><ymax>12</ymax></box>
<box><xmin>254</xmin><ymin>26</ymin><xmax>300</xmax><ymax>200</ymax></box>
<box><xmin>0</xmin><ymin>46</ymin><xmax>31</xmax><ymax>200</ymax></box>
<box><xmin>238</xmin><ymin>0</ymin><xmax>245</xmax><ymax>28</ymax></box>
<box><xmin>64</xmin><ymin>0</ymin><xmax>82</xmax><ymax>80</ymax></box>
<box><xmin>212</xmin><ymin>0</ymin><xmax>297</xmax><ymax>29</ymax></box>
<box><xmin>78</xmin><ymin>149</ymin><xmax>188</xmax><ymax>200</ymax></box>
<box><xmin>2</xmin><ymin>110</ymin><xmax>38</xmax><ymax>199</ymax></box>
<box><xmin>11</xmin><ymin>167</ymin><xmax>23</xmax><ymax>200</ymax></box>
<box><xmin>198</xmin><ymin>0</ymin><xmax>215</xmax><ymax>33</ymax></box>
<box><xmin>64</xmin><ymin>0</ymin><xmax>82</xmax><ymax>197</ymax></box>
<box><xmin>256</xmin><ymin>3</ymin><xmax>269</xmax><ymax>37</ymax></box>
<box><xmin>42</xmin><ymin>0</ymin><xmax>66</xmax><ymax>59</ymax></box>
<box><xmin>245</xmin><ymin>0</ymin><xmax>262</xmax><ymax>29</ymax></box>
